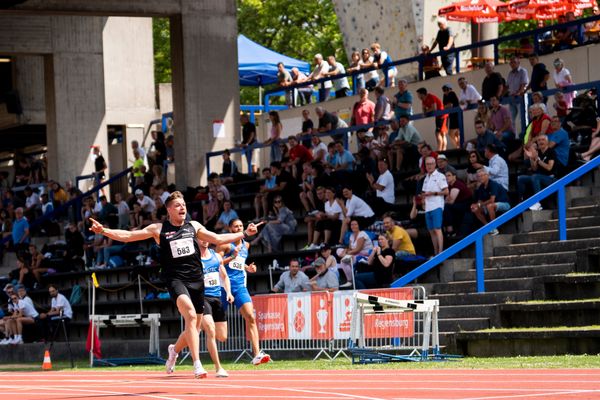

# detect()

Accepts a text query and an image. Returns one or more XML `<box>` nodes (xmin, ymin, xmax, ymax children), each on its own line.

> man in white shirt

<box><xmin>366</xmin><ymin>158</ymin><xmax>395</xmax><ymax>212</ymax></box>
<box><xmin>421</xmin><ymin>156</ymin><xmax>449</xmax><ymax>255</ymax></box>
<box><xmin>135</xmin><ymin>189</ymin><xmax>156</xmax><ymax>214</ymax></box>
<box><xmin>3</xmin><ymin>290</ymin><xmax>39</xmax><ymax>344</ymax></box>
<box><xmin>340</xmin><ymin>186</ymin><xmax>375</xmax><ymax>244</ymax></box>
<box><xmin>272</xmin><ymin>259</ymin><xmax>310</xmax><ymax>293</ymax></box>
<box><xmin>458</xmin><ymin>77</ymin><xmax>482</xmax><ymax>107</ymax></box>
<box><xmin>325</xmin><ymin>55</ymin><xmax>350</xmax><ymax>99</ymax></box>
<box><xmin>39</xmin><ymin>284</ymin><xmax>73</xmax><ymax>340</ymax></box>
<box><xmin>484</xmin><ymin>144</ymin><xmax>509</xmax><ymax>190</ymax></box>
<box><xmin>114</xmin><ymin>192</ymin><xmax>130</xmax><ymax>229</ymax></box>
<box><xmin>24</xmin><ymin>186</ymin><xmax>41</xmax><ymax>219</ymax></box>
<box><xmin>310</xmin><ymin>135</ymin><xmax>328</xmax><ymax>162</ymax></box>
<box><xmin>308</xmin><ymin>53</ymin><xmax>333</xmax><ymax>102</ymax></box>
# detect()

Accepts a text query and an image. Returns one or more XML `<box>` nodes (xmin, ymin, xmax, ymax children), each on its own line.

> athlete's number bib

<box><xmin>169</xmin><ymin>238</ymin><xmax>195</xmax><ymax>258</ymax></box>
<box><xmin>204</xmin><ymin>271</ymin><xmax>219</xmax><ymax>287</ymax></box>
<box><xmin>230</xmin><ymin>255</ymin><xmax>245</xmax><ymax>271</ymax></box>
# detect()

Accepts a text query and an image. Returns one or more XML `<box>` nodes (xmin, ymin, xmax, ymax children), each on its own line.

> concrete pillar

<box><xmin>44</xmin><ymin>16</ymin><xmax>108</xmax><ymax>186</ymax></box>
<box><xmin>479</xmin><ymin>23</ymin><xmax>498</xmax><ymax>60</ymax></box>
<box><xmin>170</xmin><ymin>0</ymin><xmax>239</xmax><ymax>188</ymax></box>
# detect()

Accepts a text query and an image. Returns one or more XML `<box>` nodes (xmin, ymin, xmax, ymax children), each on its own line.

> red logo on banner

<box><xmin>362</xmin><ymin>288</ymin><xmax>415</xmax><ymax>338</ymax></box>
<box><xmin>310</xmin><ymin>292</ymin><xmax>333</xmax><ymax>339</ymax></box>
<box><xmin>339</xmin><ymin>297</ymin><xmax>352</xmax><ymax>332</ymax></box>
<box><xmin>251</xmin><ymin>294</ymin><xmax>288</xmax><ymax>340</ymax></box>
<box><xmin>293</xmin><ymin>299</ymin><xmax>306</xmax><ymax>333</ymax></box>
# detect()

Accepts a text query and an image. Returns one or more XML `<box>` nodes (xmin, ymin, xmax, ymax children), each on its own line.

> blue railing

<box><xmin>391</xmin><ymin>155</ymin><xmax>600</xmax><ymax>293</ymax></box>
<box><xmin>264</xmin><ymin>13</ymin><xmax>600</xmax><ymax>109</ymax></box>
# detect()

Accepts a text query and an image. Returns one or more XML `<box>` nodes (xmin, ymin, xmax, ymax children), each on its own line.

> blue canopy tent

<box><xmin>237</xmin><ymin>34</ymin><xmax>310</xmax><ymax>87</ymax></box>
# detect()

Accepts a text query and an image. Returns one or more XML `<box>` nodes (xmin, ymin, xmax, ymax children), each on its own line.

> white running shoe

<box><xmin>306</xmin><ymin>243</ymin><xmax>320</xmax><ymax>250</ymax></box>
<box><xmin>10</xmin><ymin>337</ymin><xmax>23</xmax><ymax>345</ymax></box>
<box><xmin>529</xmin><ymin>202</ymin><xmax>543</xmax><ymax>211</ymax></box>
<box><xmin>165</xmin><ymin>344</ymin><xmax>178</xmax><ymax>374</ymax></box>
<box><xmin>0</xmin><ymin>338</ymin><xmax>10</xmax><ymax>345</ymax></box>
<box><xmin>215</xmin><ymin>368</ymin><xmax>229</xmax><ymax>378</ymax></box>
<box><xmin>251</xmin><ymin>351</ymin><xmax>271</xmax><ymax>366</ymax></box>
<box><xmin>194</xmin><ymin>365</ymin><xmax>208</xmax><ymax>379</ymax></box>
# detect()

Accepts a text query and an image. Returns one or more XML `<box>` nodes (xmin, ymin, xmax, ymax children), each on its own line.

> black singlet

<box><xmin>159</xmin><ymin>220</ymin><xmax>203</xmax><ymax>283</ymax></box>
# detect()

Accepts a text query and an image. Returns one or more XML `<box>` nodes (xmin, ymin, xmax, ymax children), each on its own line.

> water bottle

<box><xmin>273</xmin><ymin>259</ymin><xmax>279</xmax><ymax>270</ymax></box>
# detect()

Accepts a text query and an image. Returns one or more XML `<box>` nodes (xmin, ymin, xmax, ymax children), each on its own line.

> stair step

<box><xmin>485</xmin><ymin>251</ymin><xmax>577</xmax><ymax>268</ymax></box>
<box><xmin>430</xmin><ymin>290</ymin><xmax>532</xmax><ymax>306</ymax></box>
<box><xmin>511</xmin><ymin>226</ymin><xmax>600</xmax><ymax>244</ymax></box>
<box><xmin>494</xmin><ymin>237</ymin><xmax>600</xmax><ymax>257</ymax></box>
<box><xmin>571</xmin><ymin>195</ymin><xmax>600</xmax><ymax>207</ymax></box>
<box><xmin>438</xmin><ymin>304</ymin><xmax>499</xmax><ymax>319</ymax></box>
<box><xmin>551</xmin><ymin>205</ymin><xmax>600</xmax><ymax>218</ymax></box>
<box><xmin>453</xmin><ymin>263</ymin><xmax>576</xmax><ymax>281</ymax></box>
<box><xmin>438</xmin><ymin>317</ymin><xmax>491</xmax><ymax>332</ymax></box>
<box><xmin>500</xmin><ymin>300</ymin><xmax>600</xmax><ymax>328</ymax></box>
<box><xmin>432</xmin><ymin>277</ymin><xmax>537</xmax><ymax>295</ymax></box>
<box><xmin>532</xmin><ymin>216</ymin><xmax>600</xmax><ymax>231</ymax></box>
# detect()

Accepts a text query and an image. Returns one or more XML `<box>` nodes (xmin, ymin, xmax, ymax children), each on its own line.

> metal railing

<box><xmin>391</xmin><ymin>154</ymin><xmax>600</xmax><ymax>293</ymax></box>
<box><xmin>264</xmin><ymin>13</ymin><xmax>600</xmax><ymax>110</ymax></box>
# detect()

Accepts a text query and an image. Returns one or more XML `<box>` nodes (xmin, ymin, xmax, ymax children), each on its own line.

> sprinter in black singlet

<box><xmin>89</xmin><ymin>191</ymin><xmax>260</xmax><ymax>378</ymax></box>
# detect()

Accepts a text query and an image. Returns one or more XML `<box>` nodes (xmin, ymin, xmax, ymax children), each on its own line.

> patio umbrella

<box><xmin>439</xmin><ymin>0</ymin><xmax>507</xmax><ymax>23</ymax></box>
<box><xmin>498</xmin><ymin>0</ymin><xmax>571</xmax><ymax>20</ymax></box>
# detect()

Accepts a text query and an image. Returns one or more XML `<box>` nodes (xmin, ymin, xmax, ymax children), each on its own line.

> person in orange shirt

<box><xmin>417</xmin><ymin>87</ymin><xmax>448</xmax><ymax>151</ymax></box>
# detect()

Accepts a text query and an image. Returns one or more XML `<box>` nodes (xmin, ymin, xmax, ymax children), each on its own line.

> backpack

<box><xmin>69</xmin><ymin>284</ymin><xmax>82</xmax><ymax>306</ymax></box>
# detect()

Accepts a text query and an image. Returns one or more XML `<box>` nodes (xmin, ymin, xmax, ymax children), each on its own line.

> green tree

<box><xmin>153</xmin><ymin>18</ymin><xmax>171</xmax><ymax>84</ymax></box>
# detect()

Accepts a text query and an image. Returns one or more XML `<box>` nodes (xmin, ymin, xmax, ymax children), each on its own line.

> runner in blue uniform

<box><xmin>89</xmin><ymin>192</ymin><xmax>260</xmax><ymax>378</ymax></box>
<box><xmin>217</xmin><ymin>218</ymin><xmax>271</xmax><ymax>365</ymax></box>
<box><xmin>199</xmin><ymin>239</ymin><xmax>233</xmax><ymax>378</ymax></box>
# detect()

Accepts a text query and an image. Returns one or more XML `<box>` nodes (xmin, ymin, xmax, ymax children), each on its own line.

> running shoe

<box><xmin>194</xmin><ymin>365</ymin><xmax>208</xmax><ymax>379</ymax></box>
<box><xmin>165</xmin><ymin>344</ymin><xmax>178</xmax><ymax>374</ymax></box>
<box><xmin>215</xmin><ymin>368</ymin><xmax>229</xmax><ymax>378</ymax></box>
<box><xmin>251</xmin><ymin>351</ymin><xmax>271</xmax><ymax>365</ymax></box>
<box><xmin>489</xmin><ymin>229</ymin><xmax>499</xmax><ymax>236</ymax></box>
<box><xmin>529</xmin><ymin>202</ymin><xmax>543</xmax><ymax>211</ymax></box>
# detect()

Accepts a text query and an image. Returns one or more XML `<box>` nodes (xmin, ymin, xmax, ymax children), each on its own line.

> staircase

<box><xmin>428</xmin><ymin>184</ymin><xmax>600</xmax><ymax>356</ymax></box>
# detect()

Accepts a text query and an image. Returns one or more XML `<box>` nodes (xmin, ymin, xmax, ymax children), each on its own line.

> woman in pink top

<box><xmin>263</xmin><ymin>111</ymin><xmax>283</xmax><ymax>162</ymax></box>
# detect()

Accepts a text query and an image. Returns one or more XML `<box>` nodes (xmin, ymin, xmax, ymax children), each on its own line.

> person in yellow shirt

<box><xmin>383</xmin><ymin>215</ymin><xmax>415</xmax><ymax>257</ymax></box>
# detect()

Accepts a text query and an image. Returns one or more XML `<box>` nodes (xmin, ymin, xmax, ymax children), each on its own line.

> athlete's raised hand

<box><xmin>246</xmin><ymin>262</ymin><xmax>257</xmax><ymax>273</ymax></box>
<box><xmin>89</xmin><ymin>218</ymin><xmax>104</xmax><ymax>234</ymax></box>
<box><xmin>245</xmin><ymin>220</ymin><xmax>265</xmax><ymax>236</ymax></box>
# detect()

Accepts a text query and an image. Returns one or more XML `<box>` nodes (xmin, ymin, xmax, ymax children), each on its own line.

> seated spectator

<box><xmin>340</xmin><ymin>186</ymin><xmax>375</xmax><ymax>243</ymax></box>
<box><xmin>309</xmin><ymin>187</ymin><xmax>343</xmax><ymax>249</ymax></box>
<box><xmin>308</xmin><ymin>257</ymin><xmax>338</xmax><ymax>292</ymax></box>
<box><xmin>476</xmin><ymin>100</ymin><xmax>490</xmax><ymax>127</ymax></box>
<box><xmin>26</xmin><ymin>244</ymin><xmax>49</xmax><ymax>287</ymax></box>
<box><xmin>332</xmin><ymin>140</ymin><xmax>355</xmax><ymax>172</ymax></box>
<box><xmin>98</xmin><ymin>195</ymin><xmax>118</xmax><ymax>227</ymax></box>
<box><xmin>213</xmin><ymin>200</ymin><xmax>239</xmax><ymax>233</ymax></box>
<box><xmin>151</xmin><ymin>197</ymin><xmax>167</xmax><ymax>223</ymax></box>
<box><xmin>509</xmin><ymin>103</ymin><xmax>551</xmax><ymax>163</ymax></box>
<box><xmin>50</xmin><ymin>181</ymin><xmax>69</xmax><ymax>207</ymax></box>
<box><xmin>114</xmin><ymin>193</ymin><xmax>130</xmax><ymax>229</ymax></box>
<box><xmin>266</xmin><ymin>161</ymin><xmax>297</xmax><ymax>211</ymax></box>
<box><xmin>547</xmin><ymin>116</ymin><xmax>570</xmax><ymax>171</ymax></box>
<box><xmin>366</xmin><ymin>158</ymin><xmax>395</xmax><ymax>213</ymax></box>
<box><xmin>405</xmin><ymin>143</ymin><xmax>438</xmax><ymax>186</ymax></box>
<box><xmin>390</xmin><ymin>115</ymin><xmax>422</xmax><ymax>171</ymax></box>
<box><xmin>65</xmin><ymin>222</ymin><xmax>84</xmax><ymax>261</ymax></box>
<box><xmin>436</xmin><ymin>154</ymin><xmax>456</xmax><ymax>175</ymax></box>
<box><xmin>299</xmin><ymin>163</ymin><xmax>316</xmax><ymax>214</ymax></box>
<box><xmin>208</xmin><ymin>173</ymin><xmax>230</xmax><ymax>200</ymax></box>
<box><xmin>470</xmin><ymin>169</ymin><xmax>510</xmax><ymax>236</ymax></box>
<box><xmin>422</xmin><ymin>156</ymin><xmax>449</xmax><ymax>255</ymax></box>
<box><xmin>272</xmin><ymin>259</ymin><xmax>310</xmax><ymax>293</ymax></box>
<box><xmin>531</xmin><ymin>91</ymin><xmax>548</xmax><ymax>114</ymax></box>
<box><xmin>134</xmin><ymin>189</ymin><xmax>156</xmax><ymax>215</ymax></box>
<box><xmin>458</xmin><ymin>77</ymin><xmax>482</xmax><ymax>107</ymax></box>
<box><xmin>469</xmin><ymin>120</ymin><xmax>505</xmax><ymax>156</ymax></box>
<box><xmin>39</xmin><ymin>284</ymin><xmax>73</xmax><ymax>341</ymax></box>
<box><xmin>253</xmin><ymin>167</ymin><xmax>276</xmax><ymax>221</ymax></box>
<box><xmin>3</xmin><ymin>290</ymin><xmax>38</xmax><ymax>344</ymax></box>
<box><xmin>303</xmin><ymin>186</ymin><xmax>326</xmax><ymax>249</ymax></box>
<box><xmin>337</xmin><ymin>219</ymin><xmax>374</xmax><ymax>264</ymax></box>
<box><xmin>220</xmin><ymin>149</ymin><xmax>238</xmax><ymax>184</ymax></box>
<box><xmin>485</xmin><ymin>144</ymin><xmax>509</xmax><ymax>191</ymax></box>
<box><xmin>383</xmin><ymin>215</ymin><xmax>416</xmax><ymax>258</ymax></box>
<box><xmin>553</xmin><ymin>14</ymin><xmax>576</xmax><ymax>51</ymax></box>
<box><xmin>310</xmin><ymin>134</ymin><xmax>327</xmax><ymax>163</ymax></box>
<box><xmin>488</xmin><ymin>96</ymin><xmax>515</xmax><ymax>146</ymax></box>
<box><xmin>442</xmin><ymin>83</ymin><xmax>461</xmax><ymax>149</ymax></box>
<box><xmin>251</xmin><ymin>196</ymin><xmax>297</xmax><ymax>253</ymax></box>
<box><xmin>354</xmin><ymin>234</ymin><xmax>395</xmax><ymax>289</ymax></box>
<box><xmin>577</xmin><ymin>127</ymin><xmax>600</xmax><ymax>162</ymax></box>
<box><xmin>443</xmin><ymin>170</ymin><xmax>473</xmax><ymax>236</ymax></box>
<box><xmin>553</xmin><ymin>91</ymin><xmax>569</xmax><ymax>120</ymax></box>
<box><xmin>202</xmin><ymin>189</ymin><xmax>224</xmax><ymax>231</ymax></box>
<box><xmin>23</xmin><ymin>186</ymin><xmax>41</xmax><ymax>221</ymax></box>
<box><xmin>287</xmin><ymin>136</ymin><xmax>313</xmax><ymax>180</ymax></box>
<box><xmin>518</xmin><ymin>135</ymin><xmax>557</xmax><ymax>211</ymax></box>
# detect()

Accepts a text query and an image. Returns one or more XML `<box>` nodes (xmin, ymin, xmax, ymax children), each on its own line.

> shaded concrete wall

<box><xmin>13</xmin><ymin>55</ymin><xmax>46</xmax><ymax>124</ymax></box>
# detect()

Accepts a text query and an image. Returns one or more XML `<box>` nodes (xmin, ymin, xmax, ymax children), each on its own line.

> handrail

<box><xmin>391</xmin><ymin>155</ymin><xmax>600</xmax><ymax>293</ymax></box>
<box><xmin>264</xmin><ymin>13</ymin><xmax>600</xmax><ymax>107</ymax></box>
<box><xmin>0</xmin><ymin>167</ymin><xmax>132</xmax><ymax>247</ymax></box>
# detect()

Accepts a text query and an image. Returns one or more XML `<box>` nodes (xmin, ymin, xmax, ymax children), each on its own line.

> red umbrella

<box><xmin>499</xmin><ymin>0</ymin><xmax>571</xmax><ymax>20</ymax></box>
<box><xmin>439</xmin><ymin>0</ymin><xmax>507</xmax><ymax>23</ymax></box>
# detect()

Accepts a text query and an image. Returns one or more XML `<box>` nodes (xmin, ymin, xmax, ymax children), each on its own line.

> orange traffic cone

<box><xmin>42</xmin><ymin>350</ymin><xmax>52</xmax><ymax>370</ymax></box>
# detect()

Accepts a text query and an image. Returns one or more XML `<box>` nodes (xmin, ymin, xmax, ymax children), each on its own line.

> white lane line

<box><xmin>457</xmin><ymin>388</ymin><xmax>600</xmax><ymax>400</ymax></box>
<box><xmin>0</xmin><ymin>386</ymin><xmax>182</xmax><ymax>400</ymax></box>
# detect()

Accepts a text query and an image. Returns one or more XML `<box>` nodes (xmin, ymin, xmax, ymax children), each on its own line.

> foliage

<box><xmin>153</xmin><ymin>18</ymin><xmax>172</xmax><ymax>84</ymax></box>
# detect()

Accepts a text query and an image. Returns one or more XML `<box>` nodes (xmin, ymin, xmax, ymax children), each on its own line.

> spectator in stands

<box><xmin>302</xmin><ymin>186</ymin><xmax>326</xmax><ymax>248</ymax></box>
<box><xmin>113</xmin><ymin>193</ymin><xmax>130</xmax><ymax>229</ymax></box>
<box><xmin>148</xmin><ymin>130</ymin><xmax>166</xmax><ymax>168</ymax></box>
<box><xmin>251</xmin><ymin>196</ymin><xmax>297</xmax><ymax>253</ymax></box>
<box><xmin>532</xmin><ymin>91</ymin><xmax>548</xmax><ymax>114</ymax></box>
<box><xmin>577</xmin><ymin>116</ymin><xmax>600</xmax><ymax>162</ymax></box>
<box><xmin>310</xmin><ymin>134</ymin><xmax>327</xmax><ymax>163</ymax></box>
<box><xmin>585</xmin><ymin>6</ymin><xmax>600</xmax><ymax>39</ymax></box>
<box><xmin>151</xmin><ymin>164</ymin><xmax>167</xmax><ymax>188</ymax></box>
<box><xmin>203</xmin><ymin>189</ymin><xmax>224</xmax><ymax>231</ymax></box>
<box><xmin>443</xmin><ymin>170</ymin><xmax>473</xmax><ymax>237</ymax></box>
<box><xmin>39</xmin><ymin>284</ymin><xmax>73</xmax><ymax>340</ymax></box>
<box><xmin>347</xmin><ymin>50</ymin><xmax>365</xmax><ymax>90</ymax></box>
<box><xmin>3</xmin><ymin>290</ymin><xmax>38</xmax><ymax>344</ymax></box>
<box><xmin>488</xmin><ymin>95</ymin><xmax>515</xmax><ymax>146</ymax></box>
<box><xmin>485</xmin><ymin>144</ymin><xmax>509</xmax><ymax>191</ymax></box>
<box><xmin>263</xmin><ymin>111</ymin><xmax>283</xmax><ymax>163</ymax></box>
<box><xmin>164</xmin><ymin>135</ymin><xmax>175</xmax><ymax>173</ymax></box>
<box><xmin>325</xmin><ymin>56</ymin><xmax>350</xmax><ymax>98</ymax></box>
<box><xmin>277</xmin><ymin>62</ymin><xmax>294</xmax><ymax>107</ymax></box>
<box><xmin>131</xmin><ymin>140</ymin><xmax>146</xmax><ymax>167</ymax></box>
<box><xmin>470</xmin><ymin>168</ymin><xmax>510</xmax><ymax>236</ymax></box>
<box><xmin>506</xmin><ymin>56</ymin><xmax>529</xmax><ymax>126</ymax></box>
<box><xmin>337</xmin><ymin>219</ymin><xmax>373</xmax><ymax>264</ymax></box>
<box><xmin>50</xmin><ymin>181</ymin><xmax>68</xmax><ymax>207</ymax></box>
<box><xmin>350</xmin><ymin>88</ymin><xmax>375</xmax><ymax>129</ymax></box>
<box><xmin>481</xmin><ymin>62</ymin><xmax>505</xmax><ymax>102</ymax></box>
<box><xmin>151</xmin><ymin>196</ymin><xmax>167</xmax><ymax>223</ymax></box>
<box><xmin>213</xmin><ymin>200</ymin><xmax>238</xmax><ymax>233</ymax></box>
<box><xmin>309</xmin><ymin>186</ymin><xmax>343</xmax><ymax>249</ymax></box>
<box><xmin>131</xmin><ymin>149</ymin><xmax>144</xmax><ymax>188</ymax></box>
<box><xmin>287</xmin><ymin>136</ymin><xmax>313</xmax><ymax>180</ymax></box>
<box><xmin>366</xmin><ymin>158</ymin><xmax>395</xmax><ymax>213</ymax></box>
<box><xmin>509</xmin><ymin>103</ymin><xmax>551</xmax><ymax>163</ymax></box>
<box><xmin>315</xmin><ymin>106</ymin><xmax>338</xmax><ymax>133</ymax></box>
<box><xmin>359</xmin><ymin>48</ymin><xmax>379</xmax><ymax>90</ymax></box>
<box><xmin>340</xmin><ymin>186</ymin><xmax>375</xmax><ymax>243</ymax></box>
<box><xmin>354</xmin><ymin>234</ymin><xmax>395</xmax><ymax>289</ymax></box>
<box><xmin>308</xmin><ymin>53</ymin><xmax>332</xmax><ymax>102</ymax></box>
<box><xmin>469</xmin><ymin>120</ymin><xmax>505</xmax><ymax>157</ymax></box>
<box><xmin>272</xmin><ymin>259</ymin><xmax>309</xmax><ymax>293</ymax></box>
<box><xmin>392</xmin><ymin>79</ymin><xmax>413</xmax><ymax>119</ymax></box>
<box><xmin>23</xmin><ymin>186</ymin><xmax>41</xmax><ymax>221</ymax></box>
<box><xmin>65</xmin><ymin>222</ymin><xmax>84</xmax><ymax>261</ymax></box>
<box><xmin>442</xmin><ymin>84</ymin><xmax>461</xmax><ymax>149</ymax></box>
<box><xmin>417</xmin><ymin>87</ymin><xmax>448</xmax><ymax>151</ymax></box>
<box><xmin>420</xmin><ymin>45</ymin><xmax>441</xmax><ymax>80</ymax></box>
<box><xmin>422</xmin><ymin>156</ymin><xmax>449</xmax><ymax>255</ymax></box>
<box><xmin>220</xmin><ymin>149</ymin><xmax>238</xmax><ymax>184</ymax></box>
<box><xmin>547</xmin><ymin>116</ymin><xmax>570</xmax><ymax>170</ymax></box>
<box><xmin>383</xmin><ymin>215</ymin><xmax>415</xmax><ymax>258</ymax></box>
<box><xmin>98</xmin><ymin>195</ymin><xmax>118</xmax><ymax>227</ymax></box>
<box><xmin>15</xmin><ymin>255</ymin><xmax>36</xmax><ymax>289</ymax></box>
<box><xmin>430</xmin><ymin>17</ymin><xmax>455</xmax><ymax>76</ymax></box>
<box><xmin>476</xmin><ymin>99</ymin><xmax>490</xmax><ymax>127</ymax></box>
<box><xmin>91</xmin><ymin>145</ymin><xmax>107</xmax><ymax>188</ymax></box>
<box><xmin>518</xmin><ymin>135</ymin><xmax>557</xmax><ymax>211</ymax></box>
<box><xmin>458</xmin><ymin>77</ymin><xmax>482</xmax><ymax>107</ymax></box>
<box><xmin>268</xmin><ymin>161</ymin><xmax>296</xmax><ymax>211</ymax></box>
<box><xmin>308</xmin><ymin>257</ymin><xmax>338</xmax><ymax>291</ymax></box>
<box><xmin>208</xmin><ymin>173</ymin><xmax>230</xmax><ymax>201</ymax></box>
<box><xmin>390</xmin><ymin>115</ymin><xmax>422</xmax><ymax>172</ymax></box>
<box><xmin>552</xmin><ymin>58</ymin><xmax>576</xmax><ymax>108</ymax></box>
<box><xmin>290</xmin><ymin>67</ymin><xmax>313</xmax><ymax>106</ymax></box>
<box><xmin>526</xmin><ymin>54</ymin><xmax>549</xmax><ymax>96</ymax></box>
<box><xmin>238</xmin><ymin>114</ymin><xmax>256</xmax><ymax>173</ymax></box>
<box><xmin>11</xmin><ymin>207</ymin><xmax>29</xmax><ymax>252</ymax></box>
<box><xmin>13</xmin><ymin>156</ymin><xmax>31</xmax><ymax>188</ymax></box>
<box><xmin>436</xmin><ymin>154</ymin><xmax>456</xmax><ymax>175</ymax></box>
<box><xmin>554</xmin><ymin>14</ymin><xmax>576</xmax><ymax>50</ymax></box>
<box><xmin>553</xmin><ymin>92</ymin><xmax>569</xmax><ymax>120</ymax></box>
<box><xmin>332</xmin><ymin>140</ymin><xmax>355</xmax><ymax>173</ymax></box>
<box><xmin>134</xmin><ymin>189</ymin><xmax>155</xmax><ymax>215</ymax></box>
<box><xmin>371</xmin><ymin>42</ymin><xmax>397</xmax><ymax>87</ymax></box>
<box><xmin>406</xmin><ymin>143</ymin><xmax>438</xmax><ymax>186</ymax></box>
<box><xmin>253</xmin><ymin>168</ymin><xmax>276</xmax><ymax>221</ymax></box>
<box><xmin>373</xmin><ymin>87</ymin><xmax>392</xmax><ymax>129</ymax></box>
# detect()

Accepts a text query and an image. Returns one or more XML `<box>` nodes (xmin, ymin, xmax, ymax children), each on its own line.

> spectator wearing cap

<box><xmin>436</xmin><ymin>154</ymin><xmax>456</xmax><ymax>175</ymax></box>
<box><xmin>272</xmin><ymin>259</ymin><xmax>310</xmax><ymax>293</ymax></box>
<box><xmin>442</xmin><ymin>83</ymin><xmax>461</xmax><ymax>149</ymax></box>
<box><xmin>458</xmin><ymin>77</ymin><xmax>482</xmax><ymax>107</ymax></box>
<box><xmin>485</xmin><ymin>144</ymin><xmax>509</xmax><ymax>191</ymax></box>
<box><xmin>134</xmin><ymin>189</ymin><xmax>155</xmax><ymax>214</ymax></box>
<box><xmin>3</xmin><ymin>289</ymin><xmax>39</xmax><ymax>344</ymax></box>
<box><xmin>422</xmin><ymin>156</ymin><xmax>449</xmax><ymax>255</ymax></box>
<box><xmin>308</xmin><ymin>257</ymin><xmax>339</xmax><ymax>291</ymax></box>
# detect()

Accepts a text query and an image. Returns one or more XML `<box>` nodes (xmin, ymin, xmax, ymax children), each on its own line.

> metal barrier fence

<box><xmin>200</xmin><ymin>286</ymin><xmax>427</xmax><ymax>362</ymax></box>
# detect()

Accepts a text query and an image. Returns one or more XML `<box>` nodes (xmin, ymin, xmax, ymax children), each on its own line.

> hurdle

<box><xmin>349</xmin><ymin>291</ymin><xmax>459</xmax><ymax>363</ymax></box>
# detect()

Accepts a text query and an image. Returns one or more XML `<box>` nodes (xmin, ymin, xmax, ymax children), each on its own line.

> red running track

<box><xmin>1</xmin><ymin>369</ymin><xmax>599</xmax><ymax>400</ymax></box>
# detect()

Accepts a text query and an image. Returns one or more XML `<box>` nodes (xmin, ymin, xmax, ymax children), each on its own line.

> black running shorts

<box><xmin>166</xmin><ymin>279</ymin><xmax>205</xmax><ymax>314</ymax></box>
<box><xmin>203</xmin><ymin>296</ymin><xmax>227</xmax><ymax>323</ymax></box>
